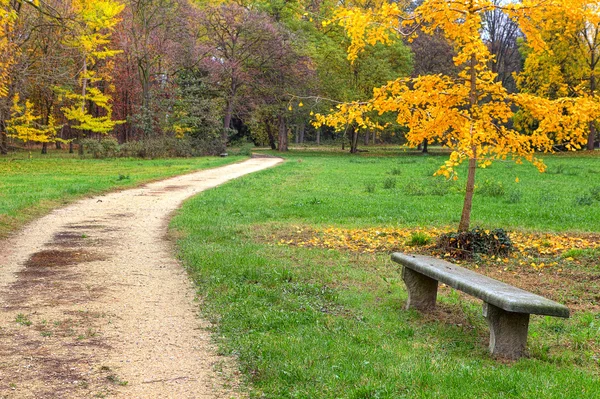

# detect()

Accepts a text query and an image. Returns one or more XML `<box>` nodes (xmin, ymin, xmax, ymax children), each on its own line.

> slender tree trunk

<box><xmin>69</xmin><ymin>141</ymin><xmax>74</xmax><ymax>153</ymax></box>
<box><xmin>349</xmin><ymin>125</ymin><xmax>359</xmax><ymax>154</ymax></box>
<box><xmin>277</xmin><ymin>115</ymin><xmax>288</xmax><ymax>151</ymax></box>
<box><xmin>295</xmin><ymin>124</ymin><xmax>299</xmax><ymax>144</ymax></box>
<box><xmin>422</xmin><ymin>138</ymin><xmax>428</xmax><ymax>153</ymax></box>
<box><xmin>316</xmin><ymin>126</ymin><xmax>321</xmax><ymax>145</ymax></box>
<box><xmin>372</xmin><ymin>131</ymin><xmax>376</xmax><ymax>145</ymax></box>
<box><xmin>459</xmin><ymin>156</ymin><xmax>477</xmax><ymax>232</ymax></box>
<box><xmin>223</xmin><ymin>99</ymin><xmax>234</xmax><ymax>145</ymax></box>
<box><xmin>458</xmin><ymin>53</ymin><xmax>479</xmax><ymax>232</ymax></box>
<box><xmin>265</xmin><ymin>120</ymin><xmax>276</xmax><ymax>150</ymax></box>
<box><xmin>41</xmin><ymin>142</ymin><xmax>47</xmax><ymax>154</ymax></box>
<box><xmin>588</xmin><ymin>73</ymin><xmax>597</xmax><ymax>150</ymax></box>
<box><xmin>1</xmin><ymin>118</ymin><xmax>7</xmax><ymax>155</ymax></box>
<box><xmin>299</xmin><ymin>122</ymin><xmax>305</xmax><ymax>144</ymax></box>
<box><xmin>364</xmin><ymin>130</ymin><xmax>370</xmax><ymax>145</ymax></box>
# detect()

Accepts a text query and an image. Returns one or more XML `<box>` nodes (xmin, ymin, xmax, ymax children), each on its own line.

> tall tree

<box><xmin>60</xmin><ymin>0</ymin><xmax>124</xmax><ymax>153</ymax></box>
<box><xmin>317</xmin><ymin>0</ymin><xmax>597</xmax><ymax>232</ymax></box>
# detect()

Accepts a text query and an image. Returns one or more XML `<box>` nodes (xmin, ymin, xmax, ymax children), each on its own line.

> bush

<box><xmin>436</xmin><ymin>227</ymin><xmax>514</xmax><ymax>259</ymax></box>
<box><xmin>365</xmin><ymin>182</ymin><xmax>376</xmax><ymax>193</ymax></box>
<box><xmin>101</xmin><ymin>137</ymin><xmax>120</xmax><ymax>157</ymax></box>
<box><xmin>80</xmin><ymin>138</ymin><xmax>106</xmax><ymax>159</ymax></box>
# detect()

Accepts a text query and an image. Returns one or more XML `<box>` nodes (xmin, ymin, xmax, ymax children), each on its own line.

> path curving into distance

<box><xmin>0</xmin><ymin>157</ymin><xmax>283</xmax><ymax>398</ymax></box>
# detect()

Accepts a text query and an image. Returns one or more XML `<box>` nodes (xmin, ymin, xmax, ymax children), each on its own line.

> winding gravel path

<box><xmin>0</xmin><ymin>157</ymin><xmax>283</xmax><ymax>398</ymax></box>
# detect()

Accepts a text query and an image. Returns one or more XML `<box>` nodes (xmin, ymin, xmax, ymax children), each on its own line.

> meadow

<box><xmin>171</xmin><ymin>149</ymin><xmax>600</xmax><ymax>398</ymax></box>
<box><xmin>0</xmin><ymin>151</ymin><xmax>243</xmax><ymax>238</ymax></box>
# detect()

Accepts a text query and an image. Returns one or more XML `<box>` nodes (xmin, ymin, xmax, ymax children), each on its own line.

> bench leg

<box><xmin>402</xmin><ymin>267</ymin><xmax>438</xmax><ymax>311</ymax></box>
<box><xmin>483</xmin><ymin>303</ymin><xmax>530</xmax><ymax>360</ymax></box>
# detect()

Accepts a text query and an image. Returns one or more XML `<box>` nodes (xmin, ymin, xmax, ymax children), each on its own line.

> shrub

<box><xmin>436</xmin><ymin>227</ymin><xmax>514</xmax><ymax>259</ymax></box>
<box><xmin>101</xmin><ymin>137</ymin><xmax>120</xmax><ymax>157</ymax></box>
<box><xmin>365</xmin><ymin>182</ymin><xmax>376</xmax><ymax>193</ymax></box>
<box><xmin>80</xmin><ymin>138</ymin><xmax>104</xmax><ymax>158</ymax></box>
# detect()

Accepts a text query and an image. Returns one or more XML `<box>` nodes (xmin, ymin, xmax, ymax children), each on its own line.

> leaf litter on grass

<box><xmin>270</xmin><ymin>225</ymin><xmax>600</xmax><ymax>312</ymax></box>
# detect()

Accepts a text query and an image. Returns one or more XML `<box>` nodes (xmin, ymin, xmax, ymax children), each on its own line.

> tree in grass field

<box><xmin>316</xmin><ymin>0</ymin><xmax>600</xmax><ymax>232</ymax></box>
<box><xmin>60</xmin><ymin>0</ymin><xmax>125</xmax><ymax>154</ymax></box>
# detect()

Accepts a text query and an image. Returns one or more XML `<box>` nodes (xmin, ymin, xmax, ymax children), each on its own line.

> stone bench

<box><xmin>391</xmin><ymin>253</ymin><xmax>570</xmax><ymax>359</ymax></box>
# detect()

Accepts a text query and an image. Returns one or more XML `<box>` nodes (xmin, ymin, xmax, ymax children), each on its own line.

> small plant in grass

<box><xmin>389</xmin><ymin>167</ymin><xmax>402</xmax><ymax>175</ymax></box>
<box><xmin>117</xmin><ymin>174</ymin><xmax>130</xmax><ymax>181</ymax></box>
<box><xmin>382</xmin><ymin>177</ymin><xmax>396</xmax><ymax>189</ymax></box>
<box><xmin>505</xmin><ymin>189</ymin><xmax>523</xmax><ymax>204</ymax></box>
<box><xmin>404</xmin><ymin>180</ymin><xmax>427</xmax><ymax>196</ymax></box>
<box><xmin>574</xmin><ymin>195</ymin><xmax>594</xmax><ymax>206</ymax></box>
<box><xmin>477</xmin><ymin>179</ymin><xmax>505</xmax><ymax>197</ymax></box>
<box><xmin>406</xmin><ymin>231</ymin><xmax>431</xmax><ymax>246</ymax></box>
<box><xmin>588</xmin><ymin>186</ymin><xmax>600</xmax><ymax>201</ymax></box>
<box><xmin>364</xmin><ymin>182</ymin><xmax>376</xmax><ymax>193</ymax></box>
<box><xmin>436</xmin><ymin>227</ymin><xmax>513</xmax><ymax>259</ymax></box>
<box><xmin>548</xmin><ymin>164</ymin><xmax>567</xmax><ymax>175</ymax></box>
<box><xmin>15</xmin><ymin>313</ymin><xmax>32</xmax><ymax>326</ymax></box>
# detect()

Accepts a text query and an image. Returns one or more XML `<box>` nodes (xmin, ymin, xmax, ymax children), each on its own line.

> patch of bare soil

<box><xmin>0</xmin><ymin>158</ymin><xmax>282</xmax><ymax>398</ymax></box>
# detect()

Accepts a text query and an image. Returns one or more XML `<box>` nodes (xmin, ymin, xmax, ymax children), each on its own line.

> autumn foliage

<box><xmin>316</xmin><ymin>0</ymin><xmax>600</xmax><ymax>231</ymax></box>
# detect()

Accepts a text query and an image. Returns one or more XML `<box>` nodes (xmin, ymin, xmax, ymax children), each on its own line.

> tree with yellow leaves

<box><xmin>316</xmin><ymin>0</ymin><xmax>598</xmax><ymax>232</ymax></box>
<box><xmin>6</xmin><ymin>93</ymin><xmax>59</xmax><ymax>145</ymax></box>
<box><xmin>60</xmin><ymin>0</ymin><xmax>124</xmax><ymax>154</ymax></box>
<box><xmin>517</xmin><ymin>0</ymin><xmax>600</xmax><ymax>150</ymax></box>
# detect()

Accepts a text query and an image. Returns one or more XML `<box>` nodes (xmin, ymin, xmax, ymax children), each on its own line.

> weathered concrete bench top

<box><xmin>391</xmin><ymin>252</ymin><xmax>570</xmax><ymax>359</ymax></box>
<box><xmin>391</xmin><ymin>253</ymin><xmax>569</xmax><ymax>318</ymax></box>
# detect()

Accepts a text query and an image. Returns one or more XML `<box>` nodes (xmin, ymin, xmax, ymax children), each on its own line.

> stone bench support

<box><xmin>392</xmin><ymin>253</ymin><xmax>569</xmax><ymax>360</ymax></box>
<box><xmin>402</xmin><ymin>267</ymin><xmax>438</xmax><ymax>311</ymax></box>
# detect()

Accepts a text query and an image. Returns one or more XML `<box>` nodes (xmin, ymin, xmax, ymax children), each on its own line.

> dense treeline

<box><xmin>0</xmin><ymin>0</ymin><xmax>598</xmax><ymax>156</ymax></box>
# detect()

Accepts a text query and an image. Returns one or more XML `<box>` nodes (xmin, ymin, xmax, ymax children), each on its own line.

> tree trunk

<box><xmin>588</xmin><ymin>64</ymin><xmax>597</xmax><ymax>150</ymax></box>
<box><xmin>277</xmin><ymin>115</ymin><xmax>288</xmax><ymax>152</ymax></box>
<box><xmin>41</xmin><ymin>142</ymin><xmax>48</xmax><ymax>154</ymax></box>
<box><xmin>223</xmin><ymin>99</ymin><xmax>234</xmax><ymax>144</ymax></box>
<box><xmin>295</xmin><ymin>124</ymin><xmax>299</xmax><ymax>144</ymax></box>
<box><xmin>459</xmin><ymin>156</ymin><xmax>477</xmax><ymax>232</ymax></box>
<box><xmin>349</xmin><ymin>125</ymin><xmax>359</xmax><ymax>154</ymax></box>
<box><xmin>265</xmin><ymin>120</ymin><xmax>276</xmax><ymax>150</ymax></box>
<box><xmin>1</xmin><ymin>118</ymin><xmax>7</xmax><ymax>155</ymax></box>
<box><xmin>69</xmin><ymin>141</ymin><xmax>74</xmax><ymax>153</ymax></box>
<box><xmin>364</xmin><ymin>130</ymin><xmax>370</xmax><ymax>145</ymax></box>
<box><xmin>316</xmin><ymin>127</ymin><xmax>321</xmax><ymax>145</ymax></box>
<box><xmin>299</xmin><ymin>122</ymin><xmax>305</xmax><ymax>144</ymax></box>
<box><xmin>422</xmin><ymin>138</ymin><xmax>428</xmax><ymax>153</ymax></box>
<box><xmin>458</xmin><ymin>54</ymin><xmax>479</xmax><ymax>232</ymax></box>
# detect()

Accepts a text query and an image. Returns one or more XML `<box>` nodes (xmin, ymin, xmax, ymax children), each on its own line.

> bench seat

<box><xmin>391</xmin><ymin>252</ymin><xmax>570</xmax><ymax>359</ymax></box>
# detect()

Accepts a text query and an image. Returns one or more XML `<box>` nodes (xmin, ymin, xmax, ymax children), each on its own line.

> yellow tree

<box><xmin>316</xmin><ymin>0</ymin><xmax>598</xmax><ymax>232</ymax></box>
<box><xmin>517</xmin><ymin>0</ymin><xmax>600</xmax><ymax>150</ymax></box>
<box><xmin>61</xmin><ymin>0</ymin><xmax>124</xmax><ymax>153</ymax></box>
<box><xmin>6</xmin><ymin>93</ymin><xmax>59</xmax><ymax>145</ymax></box>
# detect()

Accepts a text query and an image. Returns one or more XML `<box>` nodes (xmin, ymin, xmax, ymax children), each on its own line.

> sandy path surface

<box><xmin>0</xmin><ymin>157</ymin><xmax>283</xmax><ymax>398</ymax></box>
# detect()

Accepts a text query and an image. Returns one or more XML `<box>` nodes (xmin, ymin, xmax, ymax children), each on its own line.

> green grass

<box><xmin>172</xmin><ymin>150</ymin><xmax>600</xmax><ymax>398</ymax></box>
<box><xmin>0</xmin><ymin>150</ymin><xmax>244</xmax><ymax>237</ymax></box>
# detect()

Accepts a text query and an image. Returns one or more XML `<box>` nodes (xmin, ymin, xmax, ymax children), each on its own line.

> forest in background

<box><xmin>0</xmin><ymin>0</ymin><xmax>598</xmax><ymax>157</ymax></box>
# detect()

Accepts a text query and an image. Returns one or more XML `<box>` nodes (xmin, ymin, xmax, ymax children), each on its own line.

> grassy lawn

<box><xmin>0</xmin><ymin>150</ymin><xmax>244</xmax><ymax>238</ymax></box>
<box><xmin>172</xmin><ymin>149</ymin><xmax>600</xmax><ymax>398</ymax></box>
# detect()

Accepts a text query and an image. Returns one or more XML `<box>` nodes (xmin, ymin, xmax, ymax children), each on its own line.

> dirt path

<box><xmin>0</xmin><ymin>157</ymin><xmax>283</xmax><ymax>398</ymax></box>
